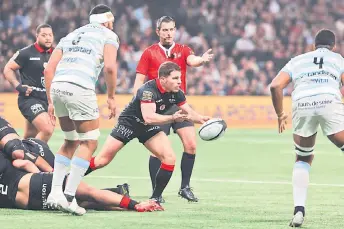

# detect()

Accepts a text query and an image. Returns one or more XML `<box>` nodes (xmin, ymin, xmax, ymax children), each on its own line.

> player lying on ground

<box><xmin>86</xmin><ymin>62</ymin><xmax>211</xmax><ymax>204</ymax></box>
<box><xmin>0</xmin><ymin>116</ymin><xmax>53</xmax><ymax>172</ymax></box>
<box><xmin>270</xmin><ymin>29</ymin><xmax>344</xmax><ymax>227</ymax></box>
<box><xmin>0</xmin><ymin>153</ymin><xmax>162</xmax><ymax>212</ymax></box>
<box><xmin>0</xmin><ymin>115</ymin><xmax>132</xmax><ymax>198</ymax></box>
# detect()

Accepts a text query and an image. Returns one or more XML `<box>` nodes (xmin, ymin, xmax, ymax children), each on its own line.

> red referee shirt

<box><xmin>136</xmin><ymin>42</ymin><xmax>194</xmax><ymax>93</ymax></box>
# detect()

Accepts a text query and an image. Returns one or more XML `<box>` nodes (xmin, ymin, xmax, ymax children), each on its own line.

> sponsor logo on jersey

<box><xmin>30</xmin><ymin>57</ymin><xmax>41</xmax><ymax>60</ymax></box>
<box><xmin>68</xmin><ymin>46</ymin><xmax>92</xmax><ymax>54</ymax></box>
<box><xmin>31</xmin><ymin>104</ymin><xmax>45</xmax><ymax>115</ymax></box>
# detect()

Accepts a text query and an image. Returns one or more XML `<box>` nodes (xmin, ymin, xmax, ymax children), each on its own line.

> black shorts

<box><xmin>160</xmin><ymin>105</ymin><xmax>194</xmax><ymax>135</ymax></box>
<box><xmin>28</xmin><ymin>172</ymin><xmax>52</xmax><ymax>210</ymax></box>
<box><xmin>0</xmin><ymin>116</ymin><xmax>18</xmax><ymax>140</ymax></box>
<box><xmin>18</xmin><ymin>96</ymin><xmax>48</xmax><ymax>123</ymax></box>
<box><xmin>110</xmin><ymin>117</ymin><xmax>162</xmax><ymax>144</ymax></box>
<box><xmin>28</xmin><ymin>172</ymin><xmax>67</xmax><ymax>210</ymax></box>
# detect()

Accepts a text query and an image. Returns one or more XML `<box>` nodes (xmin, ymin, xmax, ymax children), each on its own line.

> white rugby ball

<box><xmin>198</xmin><ymin>118</ymin><xmax>227</xmax><ymax>141</ymax></box>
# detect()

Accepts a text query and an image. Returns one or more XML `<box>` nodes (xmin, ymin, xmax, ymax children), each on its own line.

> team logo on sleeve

<box><xmin>142</xmin><ymin>91</ymin><xmax>153</xmax><ymax>101</ymax></box>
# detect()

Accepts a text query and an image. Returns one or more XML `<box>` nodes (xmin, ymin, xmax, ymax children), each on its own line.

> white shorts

<box><xmin>292</xmin><ymin>94</ymin><xmax>344</xmax><ymax>137</ymax></box>
<box><xmin>51</xmin><ymin>82</ymin><xmax>99</xmax><ymax>121</ymax></box>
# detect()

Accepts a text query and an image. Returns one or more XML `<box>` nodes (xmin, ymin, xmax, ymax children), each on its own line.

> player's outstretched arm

<box><xmin>186</xmin><ymin>49</ymin><xmax>214</xmax><ymax>67</ymax></box>
<box><xmin>12</xmin><ymin>159</ymin><xmax>40</xmax><ymax>173</ymax></box>
<box><xmin>270</xmin><ymin>71</ymin><xmax>291</xmax><ymax>133</ymax></box>
<box><xmin>179</xmin><ymin>103</ymin><xmax>211</xmax><ymax>124</ymax></box>
<box><xmin>133</xmin><ymin>73</ymin><xmax>146</xmax><ymax>96</ymax></box>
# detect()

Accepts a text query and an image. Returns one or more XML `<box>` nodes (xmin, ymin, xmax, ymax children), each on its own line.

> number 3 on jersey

<box><xmin>72</xmin><ymin>32</ymin><xmax>85</xmax><ymax>45</ymax></box>
<box><xmin>313</xmin><ymin>57</ymin><xmax>324</xmax><ymax>69</ymax></box>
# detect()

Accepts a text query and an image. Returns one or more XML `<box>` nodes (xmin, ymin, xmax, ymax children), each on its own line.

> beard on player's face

<box><xmin>37</xmin><ymin>40</ymin><xmax>52</xmax><ymax>49</ymax></box>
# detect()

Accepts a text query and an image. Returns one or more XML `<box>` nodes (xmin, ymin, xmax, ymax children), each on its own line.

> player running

<box><xmin>86</xmin><ymin>62</ymin><xmax>211</xmax><ymax>204</ymax></box>
<box><xmin>270</xmin><ymin>29</ymin><xmax>344</xmax><ymax>227</ymax></box>
<box><xmin>44</xmin><ymin>4</ymin><xmax>119</xmax><ymax>215</ymax></box>
<box><xmin>133</xmin><ymin>16</ymin><xmax>214</xmax><ymax>202</ymax></box>
<box><xmin>3</xmin><ymin>24</ymin><xmax>55</xmax><ymax>142</ymax></box>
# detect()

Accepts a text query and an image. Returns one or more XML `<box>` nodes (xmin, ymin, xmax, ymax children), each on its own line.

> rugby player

<box><xmin>270</xmin><ymin>29</ymin><xmax>344</xmax><ymax>227</ymax></box>
<box><xmin>0</xmin><ymin>152</ymin><xmax>162</xmax><ymax>212</ymax></box>
<box><xmin>87</xmin><ymin>62</ymin><xmax>211</xmax><ymax>204</ymax></box>
<box><xmin>3</xmin><ymin>24</ymin><xmax>55</xmax><ymax>142</ymax></box>
<box><xmin>44</xmin><ymin>4</ymin><xmax>119</xmax><ymax>215</ymax></box>
<box><xmin>0</xmin><ymin>116</ymin><xmax>53</xmax><ymax>172</ymax></box>
<box><xmin>133</xmin><ymin>16</ymin><xmax>214</xmax><ymax>202</ymax></box>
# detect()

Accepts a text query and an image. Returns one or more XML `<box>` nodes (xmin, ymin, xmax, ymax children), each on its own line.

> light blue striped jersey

<box><xmin>280</xmin><ymin>48</ymin><xmax>344</xmax><ymax>101</ymax></box>
<box><xmin>53</xmin><ymin>23</ymin><xmax>119</xmax><ymax>90</ymax></box>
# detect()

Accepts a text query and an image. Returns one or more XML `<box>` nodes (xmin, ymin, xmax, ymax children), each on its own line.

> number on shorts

<box><xmin>72</xmin><ymin>32</ymin><xmax>85</xmax><ymax>45</ymax></box>
<box><xmin>313</xmin><ymin>57</ymin><xmax>324</xmax><ymax>69</ymax></box>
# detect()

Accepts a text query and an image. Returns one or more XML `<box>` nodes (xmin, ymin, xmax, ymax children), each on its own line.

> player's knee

<box><xmin>160</xmin><ymin>151</ymin><xmax>176</xmax><ymax>165</ymax></box>
<box><xmin>80</xmin><ymin>139</ymin><xmax>98</xmax><ymax>152</ymax></box>
<box><xmin>40</xmin><ymin>125</ymin><xmax>54</xmax><ymax>137</ymax></box>
<box><xmin>295</xmin><ymin>143</ymin><xmax>314</xmax><ymax>163</ymax></box>
<box><xmin>95</xmin><ymin>156</ymin><xmax>111</xmax><ymax>169</ymax></box>
<box><xmin>183</xmin><ymin>140</ymin><xmax>197</xmax><ymax>154</ymax></box>
<box><xmin>3</xmin><ymin>139</ymin><xmax>25</xmax><ymax>159</ymax></box>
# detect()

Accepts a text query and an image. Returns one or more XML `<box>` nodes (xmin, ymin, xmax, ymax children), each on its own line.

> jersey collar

<box><xmin>155</xmin><ymin>78</ymin><xmax>166</xmax><ymax>93</ymax></box>
<box><xmin>158</xmin><ymin>42</ymin><xmax>175</xmax><ymax>58</ymax></box>
<box><xmin>34</xmin><ymin>42</ymin><xmax>53</xmax><ymax>54</ymax></box>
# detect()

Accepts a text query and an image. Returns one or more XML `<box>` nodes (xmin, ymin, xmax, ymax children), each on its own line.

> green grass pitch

<box><xmin>1</xmin><ymin>129</ymin><xmax>344</xmax><ymax>229</ymax></box>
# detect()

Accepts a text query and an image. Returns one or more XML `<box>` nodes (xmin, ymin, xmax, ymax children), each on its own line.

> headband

<box><xmin>90</xmin><ymin>12</ymin><xmax>114</xmax><ymax>24</ymax></box>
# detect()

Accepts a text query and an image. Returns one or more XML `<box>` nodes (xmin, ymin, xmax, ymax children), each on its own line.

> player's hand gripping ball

<box><xmin>198</xmin><ymin>118</ymin><xmax>227</xmax><ymax>141</ymax></box>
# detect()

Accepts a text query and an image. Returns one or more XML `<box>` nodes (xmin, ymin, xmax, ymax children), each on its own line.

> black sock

<box><xmin>149</xmin><ymin>156</ymin><xmax>161</xmax><ymax>190</ymax></box>
<box><xmin>294</xmin><ymin>206</ymin><xmax>305</xmax><ymax>216</ymax></box>
<box><xmin>181</xmin><ymin>152</ymin><xmax>195</xmax><ymax>188</ymax></box>
<box><xmin>151</xmin><ymin>163</ymin><xmax>174</xmax><ymax>199</ymax></box>
<box><xmin>102</xmin><ymin>187</ymin><xmax>120</xmax><ymax>194</ymax></box>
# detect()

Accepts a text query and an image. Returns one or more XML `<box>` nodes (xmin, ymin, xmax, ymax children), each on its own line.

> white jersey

<box><xmin>53</xmin><ymin>23</ymin><xmax>119</xmax><ymax>90</ymax></box>
<box><xmin>281</xmin><ymin>48</ymin><xmax>344</xmax><ymax>102</ymax></box>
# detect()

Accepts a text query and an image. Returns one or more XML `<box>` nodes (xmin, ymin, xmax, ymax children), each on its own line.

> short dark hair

<box><xmin>36</xmin><ymin>24</ymin><xmax>52</xmax><ymax>34</ymax></box>
<box><xmin>89</xmin><ymin>4</ymin><xmax>112</xmax><ymax>15</ymax></box>
<box><xmin>156</xmin><ymin>16</ymin><xmax>175</xmax><ymax>30</ymax></box>
<box><xmin>315</xmin><ymin>29</ymin><xmax>336</xmax><ymax>49</ymax></box>
<box><xmin>158</xmin><ymin>62</ymin><xmax>181</xmax><ymax>78</ymax></box>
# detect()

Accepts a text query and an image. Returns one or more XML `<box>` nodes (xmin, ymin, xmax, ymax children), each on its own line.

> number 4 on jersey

<box><xmin>313</xmin><ymin>57</ymin><xmax>324</xmax><ymax>69</ymax></box>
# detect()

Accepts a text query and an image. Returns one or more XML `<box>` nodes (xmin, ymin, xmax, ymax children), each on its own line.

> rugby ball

<box><xmin>198</xmin><ymin>118</ymin><xmax>227</xmax><ymax>141</ymax></box>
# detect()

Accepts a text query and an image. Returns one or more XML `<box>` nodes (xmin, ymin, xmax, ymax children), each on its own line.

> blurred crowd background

<box><xmin>0</xmin><ymin>0</ymin><xmax>343</xmax><ymax>95</ymax></box>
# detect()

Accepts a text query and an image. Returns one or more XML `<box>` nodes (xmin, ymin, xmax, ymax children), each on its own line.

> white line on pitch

<box><xmin>86</xmin><ymin>175</ymin><xmax>344</xmax><ymax>187</ymax></box>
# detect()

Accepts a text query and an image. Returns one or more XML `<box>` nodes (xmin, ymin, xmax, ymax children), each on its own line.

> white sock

<box><xmin>50</xmin><ymin>154</ymin><xmax>71</xmax><ymax>195</ymax></box>
<box><xmin>292</xmin><ymin>161</ymin><xmax>310</xmax><ymax>207</ymax></box>
<box><xmin>64</xmin><ymin>156</ymin><xmax>90</xmax><ymax>200</ymax></box>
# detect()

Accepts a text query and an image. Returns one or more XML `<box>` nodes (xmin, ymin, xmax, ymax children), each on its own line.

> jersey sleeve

<box><xmin>137</xmin><ymin>88</ymin><xmax>157</xmax><ymax>103</ymax></box>
<box><xmin>105</xmin><ymin>31</ymin><xmax>120</xmax><ymax>49</ymax></box>
<box><xmin>55</xmin><ymin>37</ymin><xmax>65</xmax><ymax>51</ymax></box>
<box><xmin>12</xmin><ymin>49</ymin><xmax>27</xmax><ymax>68</ymax></box>
<box><xmin>136</xmin><ymin>49</ymin><xmax>150</xmax><ymax>75</ymax></box>
<box><xmin>176</xmin><ymin>90</ymin><xmax>186</xmax><ymax>106</ymax></box>
<box><xmin>279</xmin><ymin>59</ymin><xmax>293</xmax><ymax>79</ymax></box>
<box><xmin>182</xmin><ymin>45</ymin><xmax>194</xmax><ymax>61</ymax></box>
